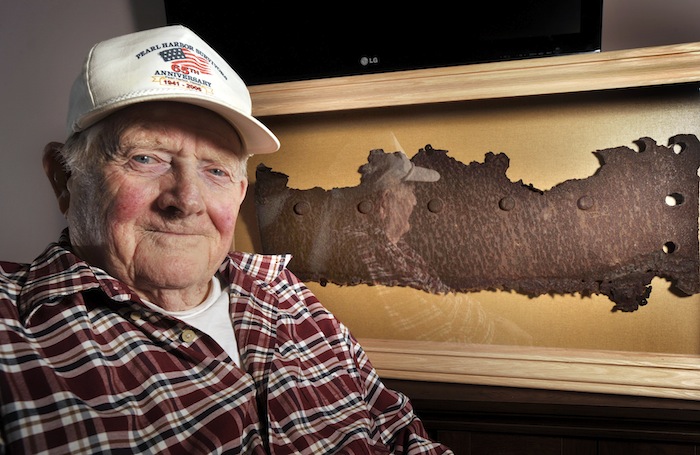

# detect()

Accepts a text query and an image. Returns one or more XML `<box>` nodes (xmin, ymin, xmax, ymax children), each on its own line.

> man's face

<box><xmin>66</xmin><ymin>103</ymin><xmax>247</xmax><ymax>306</ymax></box>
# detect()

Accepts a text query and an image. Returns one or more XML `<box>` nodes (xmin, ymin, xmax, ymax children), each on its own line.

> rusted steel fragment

<box><xmin>255</xmin><ymin>135</ymin><xmax>700</xmax><ymax>311</ymax></box>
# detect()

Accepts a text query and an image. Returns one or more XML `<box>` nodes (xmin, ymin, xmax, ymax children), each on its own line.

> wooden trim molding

<box><xmin>360</xmin><ymin>338</ymin><xmax>700</xmax><ymax>401</ymax></box>
<box><xmin>249</xmin><ymin>42</ymin><xmax>700</xmax><ymax>117</ymax></box>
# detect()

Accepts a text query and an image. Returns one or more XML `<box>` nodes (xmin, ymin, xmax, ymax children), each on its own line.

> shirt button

<box><xmin>180</xmin><ymin>329</ymin><xmax>196</xmax><ymax>343</ymax></box>
<box><xmin>129</xmin><ymin>311</ymin><xmax>142</xmax><ymax>321</ymax></box>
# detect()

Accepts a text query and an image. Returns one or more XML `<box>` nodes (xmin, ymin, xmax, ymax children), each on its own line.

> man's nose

<box><xmin>157</xmin><ymin>168</ymin><xmax>206</xmax><ymax>217</ymax></box>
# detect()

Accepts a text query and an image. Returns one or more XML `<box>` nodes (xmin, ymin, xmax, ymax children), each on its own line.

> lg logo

<box><xmin>359</xmin><ymin>56</ymin><xmax>380</xmax><ymax>66</ymax></box>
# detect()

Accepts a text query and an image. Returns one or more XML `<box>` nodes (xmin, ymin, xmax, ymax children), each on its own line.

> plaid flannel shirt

<box><xmin>0</xmin><ymin>231</ymin><xmax>451</xmax><ymax>454</ymax></box>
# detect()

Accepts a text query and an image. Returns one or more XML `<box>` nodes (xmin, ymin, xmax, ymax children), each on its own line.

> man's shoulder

<box><xmin>0</xmin><ymin>260</ymin><xmax>30</xmax><ymax>290</ymax></box>
<box><xmin>0</xmin><ymin>261</ymin><xmax>29</xmax><ymax>274</ymax></box>
<box><xmin>0</xmin><ymin>261</ymin><xmax>29</xmax><ymax>318</ymax></box>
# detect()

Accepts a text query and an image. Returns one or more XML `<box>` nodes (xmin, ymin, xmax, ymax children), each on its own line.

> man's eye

<box><xmin>132</xmin><ymin>155</ymin><xmax>154</xmax><ymax>164</ymax></box>
<box><xmin>208</xmin><ymin>168</ymin><xmax>227</xmax><ymax>177</ymax></box>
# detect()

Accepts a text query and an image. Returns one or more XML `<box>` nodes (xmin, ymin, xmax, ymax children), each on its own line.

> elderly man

<box><xmin>0</xmin><ymin>26</ymin><xmax>452</xmax><ymax>454</ymax></box>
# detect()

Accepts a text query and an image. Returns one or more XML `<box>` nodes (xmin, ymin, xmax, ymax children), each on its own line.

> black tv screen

<box><xmin>164</xmin><ymin>1</ymin><xmax>603</xmax><ymax>85</ymax></box>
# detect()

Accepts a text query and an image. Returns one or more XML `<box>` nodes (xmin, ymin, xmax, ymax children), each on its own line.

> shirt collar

<box><xmin>222</xmin><ymin>251</ymin><xmax>291</xmax><ymax>286</ymax></box>
<box><xmin>18</xmin><ymin>230</ymin><xmax>132</xmax><ymax>323</ymax></box>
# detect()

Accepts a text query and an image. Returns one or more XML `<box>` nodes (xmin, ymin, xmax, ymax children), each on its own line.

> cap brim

<box><xmin>73</xmin><ymin>95</ymin><xmax>280</xmax><ymax>155</ymax></box>
<box><xmin>404</xmin><ymin>164</ymin><xmax>440</xmax><ymax>182</ymax></box>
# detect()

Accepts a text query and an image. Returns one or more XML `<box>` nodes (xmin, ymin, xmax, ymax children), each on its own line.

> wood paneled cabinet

<box><xmin>385</xmin><ymin>379</ymin><xmax>700</xmax><ymax>455</ymax></box>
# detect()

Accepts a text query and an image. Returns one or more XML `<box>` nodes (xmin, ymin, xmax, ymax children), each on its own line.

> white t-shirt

<box><xmin>142</xmin><ymin>276</ymin><xmax>241</xmax><ymax>366</ymax></box>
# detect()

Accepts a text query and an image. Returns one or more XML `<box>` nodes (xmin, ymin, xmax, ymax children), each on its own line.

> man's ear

<box><xmin>238</xmin><ymin>178</ymin><xmax>248</xmax><ymax>202</ymax></box>
<box><xmin>42</xmin><ymin>142</ymin><xmax>71</xmax><ymax>215</ymax></box>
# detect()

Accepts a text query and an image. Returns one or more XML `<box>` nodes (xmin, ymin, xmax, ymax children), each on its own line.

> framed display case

<box><xmin>236</xmin><ymin>42</ymin><xmax>700</xmax><ymax>401</ymax></box>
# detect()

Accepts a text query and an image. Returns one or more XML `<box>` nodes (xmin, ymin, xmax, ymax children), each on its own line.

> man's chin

<box><xmin>149</xmin><ymin>231</ymin><xmax>206</xmax><ymax>245</ymax></box>
<box><xmin>138</xmin><ymin>257</ymin><xmax>213</xmax><ymax>286</ymax></box>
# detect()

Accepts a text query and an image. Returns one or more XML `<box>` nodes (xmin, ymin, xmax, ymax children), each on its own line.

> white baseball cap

<box><xmin>67</xmin><ymin>25</ymin><xmax>280</xmax><ymax>154</ymax></box>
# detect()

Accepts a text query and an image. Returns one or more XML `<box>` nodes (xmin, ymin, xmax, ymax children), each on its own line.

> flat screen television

<box><xmin>164</xmin><ymin>1</ymin><xmax>603</xmax><ymax>85</ymax></box>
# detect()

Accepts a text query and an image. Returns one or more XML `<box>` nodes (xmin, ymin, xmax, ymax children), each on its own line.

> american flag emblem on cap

<box><xmin>159</xmin><ymin>47</ymin><xmax>211</xmax><ymax>75</ymax></box>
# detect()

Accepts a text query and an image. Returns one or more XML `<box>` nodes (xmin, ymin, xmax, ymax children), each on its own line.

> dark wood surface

<box><xmin>384</xmin><ymin>379</ymin><xmax>700</xmax><ymax>454</ymax></box>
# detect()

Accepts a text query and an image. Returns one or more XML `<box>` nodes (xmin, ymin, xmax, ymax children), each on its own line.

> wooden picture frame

<box><xmin>248</xmin><ymin>42</ymin><xmax>700</xmax><ymax>401</ymax></box>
